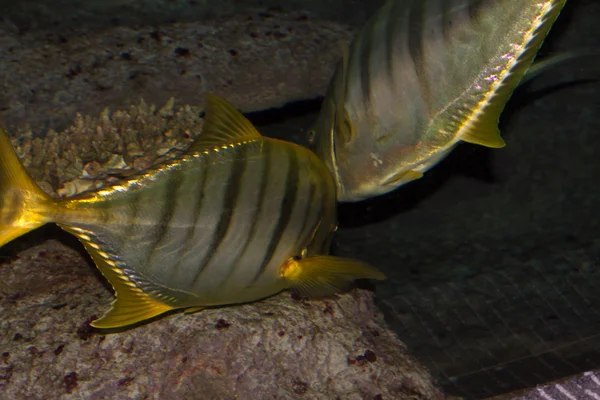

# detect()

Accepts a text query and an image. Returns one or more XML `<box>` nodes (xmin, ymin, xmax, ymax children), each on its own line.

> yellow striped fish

<box><xmin>0</xmin><ymin>94</ymin><xmax>384</xmax><ymax>329</ymax></box>
<box><xmin>310</xmin><ymin>0</ymin><xmax>568</xmax><ymax>202</ymax></box>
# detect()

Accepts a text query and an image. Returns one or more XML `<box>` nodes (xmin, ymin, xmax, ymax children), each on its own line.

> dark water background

<box><xmin>1</xmin><ymin>0</ymin><xmax>599</xmax><ymax>398</ymax></box>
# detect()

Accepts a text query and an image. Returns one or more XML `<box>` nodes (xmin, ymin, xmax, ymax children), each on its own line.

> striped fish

<box><xmin>310</xmin><ymin>0</ymin><xmax>568</xmax><ymax>202</ymax></box>
<box><xmin>0</xmin><ymin>94</ymin><xmax>384</xmax><ymax>329</ymax></box>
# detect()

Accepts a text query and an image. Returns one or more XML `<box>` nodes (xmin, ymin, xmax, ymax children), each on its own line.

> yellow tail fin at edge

<box><xmin>280</xmin><ymin>255</ymin><xmax>385</xmax><ymax>298</ymax></box>
<box><xmin>0</xmin><ymin>126</ymin><xmax>56</xmax><ymax>247</ymax></box>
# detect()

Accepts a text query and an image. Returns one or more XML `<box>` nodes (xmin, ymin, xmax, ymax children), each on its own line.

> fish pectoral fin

<box><xmin>190</xmin><ymin>93</ymin><xmax>262</xmax><ymax>152</ymax></box>
<box><xmin>461</xmin><ymin>124</ymin><xmax>506</xmax><ymax>149</ymax></box>
<box><xmin>73</xmin><ymin>240</ymin><xmax>176</xmax><ymax>329</ymax></box>
<box><xmin>280</xmin><ymin>255</ymin><xmax>385</xmax><ymax>298</ymax></box>
<box><xmin>382</xmin><ymin>169</ymin><xmax>423</xmax><ymax>186</ymax></box>
<box><xmin>183</xmin><ymin>307</ymin><xmax>204</xmax><ymax>315</ymax></box>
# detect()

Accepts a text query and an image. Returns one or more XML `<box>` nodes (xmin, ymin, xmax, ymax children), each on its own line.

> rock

<box><xmin>0</xmin><ymin>9</ymin><xmax>354</xmax><ymax>135</ymax></box>
<box><xmin>0</xmin><ymin>237</ymin><xmax>443</xmax><ymax>400</ymax></box>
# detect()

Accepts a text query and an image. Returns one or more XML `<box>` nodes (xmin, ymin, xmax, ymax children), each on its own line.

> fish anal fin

<box><xmin>458</xmin><ymin>1</ymin><xmax>566</xmax><ymax>150</ymax></box>
<box><xmin>72</xmin><ymin>238</ymin><xmax>176</xmax><ymax>329</ymax></box>
<box><xmin>190</xmin><ymin>93</ymin><xmax>262</xmax><ymax>152</ymax></box>
<box><xmin>382</xmin><ymin>169</ymin><xmax>423</xmax><ymax>186</ymax></box>
<box><xmin>460</xmin><ymin>124</ymin><xmax>506</xmax><ymax>148</ymax></box>
<box><xmin>280</xmin><ymin>255</ymin><xmax>385</xmax><ymax>298</ymax></box>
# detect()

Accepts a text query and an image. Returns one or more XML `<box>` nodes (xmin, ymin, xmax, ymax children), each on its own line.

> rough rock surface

<box><xmin>9</xmin><ymin>99</ymin><xmax>203</xmax><ymax>198</ymax></box>
<box><xmin>1</xmin><ymin>0</ymin><xmax>385</xmax><ymax>30</ymax></box>
<box><xmin>0</xmin><ymin>9</ymin><xmax>353</xmax><ymax>135</ymax></box>
<box><xmin>0</xmin><ymin>236</ymin><xmax>443</xmax><ymax>400</ymax></box>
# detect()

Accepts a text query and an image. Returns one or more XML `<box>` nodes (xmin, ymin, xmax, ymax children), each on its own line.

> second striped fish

<box><xmin>310</xmin><ymin>0</ymin><xmax>568</xmax><ymax>201</ymax></box>
<box><xmin>0</xmin><ymin>94</ymin><xmax>384</xmax><ymax>329</ymax></box>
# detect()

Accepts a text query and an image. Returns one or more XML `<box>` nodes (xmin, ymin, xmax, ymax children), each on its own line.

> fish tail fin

<box><xmin>280</xmin><ymin>255</ymin><xmax>385</xmax><ymax>298</ymax></box>
<box><xmin>0</xmin><ymin>126</ymin><xmax>57</xmax><ymax>247</ymax></box>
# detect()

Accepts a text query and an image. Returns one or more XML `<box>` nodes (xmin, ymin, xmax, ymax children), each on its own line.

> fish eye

<box><xmin>292</xmin><ymin>255</ymin><xmax>302</xmax><ymax>261</ymax></box>
<box><xmin>307</xmin><ymin>129</ymin><xmax>316</xmax><ymax>144</ymax></box>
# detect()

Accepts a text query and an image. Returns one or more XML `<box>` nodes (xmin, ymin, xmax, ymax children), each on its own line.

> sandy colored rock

<box><xmin>0</xmin><ymin>238</ymin><xmax>443</xmax><ymax>400</ymax></box>
<box><xmin>0</xmin><ymin>9</ymin><xmax>353</xmax><ymax>135</ymax></box>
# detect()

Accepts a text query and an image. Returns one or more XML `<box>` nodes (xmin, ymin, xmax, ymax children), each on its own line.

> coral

<box><xmin>11</xmin><ymin>99</ymin><xmax>202</xmax><ymax>197</ymax></box>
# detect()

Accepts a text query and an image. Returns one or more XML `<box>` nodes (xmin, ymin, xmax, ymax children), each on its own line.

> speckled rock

<box><xmin>0</xmin><ymin>8</ymin><xmax>353</xmax><ymax>135</ymax></box>
<box><xmin>0</xmin><ymin>238</ymin><xmax>443</xmax><ymax>400</ymax></box>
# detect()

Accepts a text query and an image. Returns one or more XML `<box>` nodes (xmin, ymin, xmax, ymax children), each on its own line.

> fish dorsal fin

<box><xmin>62</xmin><ymin>227</ymin><xmax>176</xmax><ymax>329</ymax></box>
<box><xmin>280</xmin><ymin>255</ymin><xmax>385</xmax><ymax>298</ymax></box>
<box><xmin>459</xmin><ymin>1</ymin><xmax>566</xmax><ymax>149</ymax></box>
<box><xmin>190</xmin><ymin>93</ymin><xmax>261</xmax><ymax>152</ymax></box>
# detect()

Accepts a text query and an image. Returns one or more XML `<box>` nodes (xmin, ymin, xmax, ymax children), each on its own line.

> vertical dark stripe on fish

<box><xmin>408</xmin><ymin>0</ymin><xmax>432</xmax><ymax>106</ymax></box>
<box><xmin>218</xmin><ymin>141</ymin><xmax>270</xmax><ymax>288</ymax></box>
<box><xmin>146</xmin><ymin>166</ymin><xmax>185</xmax><ymax>262</ymax></box>
<box><xmin>192</xmin><ymin>145</ymin><xmax>247</xmax><ymax>287</ymax></box>
<box><xmin>441</xmin><ymin>0</ymin><xmax>453</xmax><ymax>40</ymax></box>
<box><xmin>170</xmin><ymin>156</ymin><xmax>207</xmax><ymax>278</ymax></box>
<box><xmin>294</xmin><ymin>177</ymin><xmax>318</xmax><ymax>252</ymax></box>
<box><xmin>407</xmin><ymin>1</ymin><xmax>425</xmax><ymax>68</ymax></box>
<box><xmin>384</xmin><ymin>0</ymin><xmax>402</xmax><ymax>86</ymax></box>
<box><xmin>118</xmin><ymin>189</ymin><xmax>141</xmax><ymax>254</ymax></box>
<box><xmin>251</xmin><ymin>145</ymin><xmax>299</xmax><ymax>283</ymax></box>
<box><xmin>358</xmin><ymin>17</ymin><xmax>376</xmax><ymax>106</ymax></box>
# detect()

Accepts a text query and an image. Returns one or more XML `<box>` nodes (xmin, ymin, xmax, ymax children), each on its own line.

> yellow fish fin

<box><xmin>70</xmin><ymin>238</ymin><xmax>177</xmax><ymax>329</ymax></box>
<box><xmin>280</xmin><ymin>255</ymin><xmax>385</xmax><ymax>298</ymax></box>
<box><xmin>190</xmin><ymin>93</ymin><xmax>262</xmax><ymax>152</ymax></box>
<box><xmin>184</xmin><ymin>307</ymin><xmax>204</xmax><ymax>315</ymax></box>
<box><xmin>0</xmin><ymin>126</ymin><xmax>56</xmax><ymax>247</ymax></box>
<box><xmin>460</xmin><ymin>1</ymin><xmax>566</xmax><ymax>149</ymax></box>
<box><xmin>460</xmin><ymin>126</ymin><xmax>506</xmax><ymax>149</ymax></box>
<box><xmin>382</xmin><ymin>169</ymin><xmax>423</xmax><ymax>186</ymax></box>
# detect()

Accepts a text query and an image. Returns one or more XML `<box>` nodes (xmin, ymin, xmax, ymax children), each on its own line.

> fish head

<box><xmin>311</xmin><ymin>89</ymin><xmax>434</xmax><ymax>202</ymax></box>
<box><xmin>310</xmin><ymin>45</ymin><xmax>432</xmax><ymax>202</ymax></box>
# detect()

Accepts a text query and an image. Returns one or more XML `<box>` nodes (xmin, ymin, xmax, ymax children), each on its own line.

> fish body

<box><xmin>0</xmin><ymin>94</ymin><xmax>384</xmax><ymax>329</ymax></box>
<box><xmin>310</xmin><ymin>0</ymin><xmax>568</xmax><ymax>202</ymax></box>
